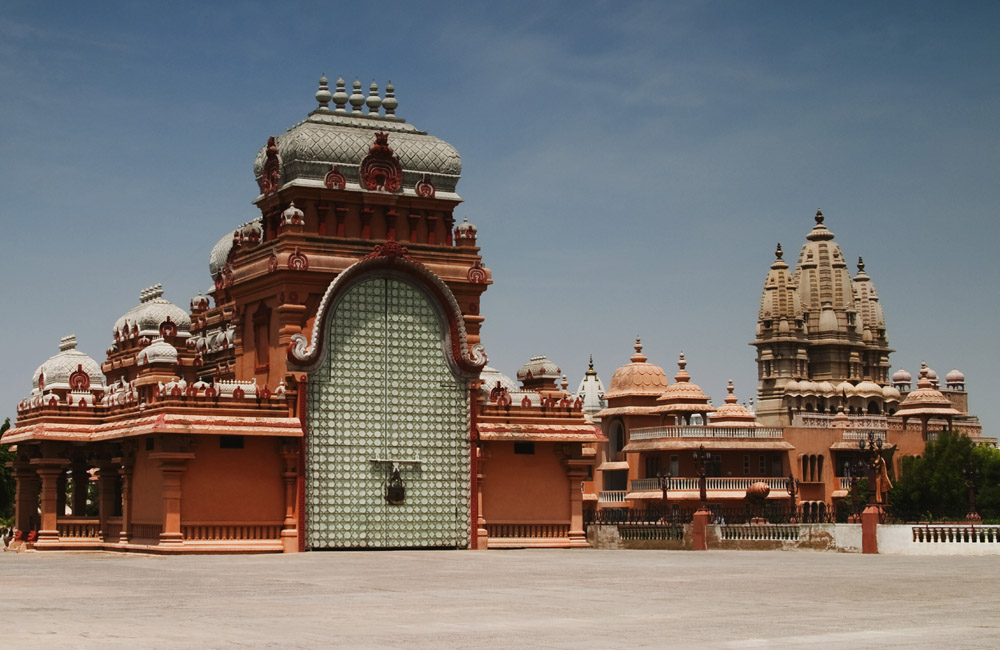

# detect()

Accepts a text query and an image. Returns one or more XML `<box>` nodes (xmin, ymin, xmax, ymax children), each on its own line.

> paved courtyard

<box><xmin>1</xmin><ymin>548</ymin><xmax>998</xmax><ymax>649</ymax></box>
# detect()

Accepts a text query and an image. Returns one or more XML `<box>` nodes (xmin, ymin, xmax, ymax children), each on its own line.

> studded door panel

<box><xmin>305</xmin><ymin>276</ymin><xmax>470</xmax><ymax>548</ymax></box>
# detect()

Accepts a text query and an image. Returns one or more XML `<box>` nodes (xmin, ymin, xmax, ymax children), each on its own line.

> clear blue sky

<box><xmin>2</xmin><ymin>1</ymin><xmax>998</xmax><ymax>432</ymax></box>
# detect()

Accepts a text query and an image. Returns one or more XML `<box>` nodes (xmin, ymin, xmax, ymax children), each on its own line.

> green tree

<box><xmin>890</xmin><ymin>431</ymin><xmax>1000</xmax><ymax>522</ymax></box>
<box><xmin>0</xmin><ymin>417</ymin><xmax>14</xmax><ymax>522</ymax></box>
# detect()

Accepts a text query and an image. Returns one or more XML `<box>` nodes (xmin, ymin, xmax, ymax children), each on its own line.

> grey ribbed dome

<box><xmin>113</xmin><ymin>285</ymin><xmax>191</xmax><ymax>340</ymax></box>
<box><xmin>252</xmin><ymin>79</ymin><xmax>462</xmax><ymax>195</ymax></box>
<box><xmin>32</xmin><ymin>335</ymin><xmax>105</xmax><ymax>392</ymax></box>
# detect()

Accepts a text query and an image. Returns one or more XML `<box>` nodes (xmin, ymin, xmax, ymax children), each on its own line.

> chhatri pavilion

<box><xmin>2</xmin><ymin>78</ymin><xmax>990</xmax><ymax>552</ymax></box>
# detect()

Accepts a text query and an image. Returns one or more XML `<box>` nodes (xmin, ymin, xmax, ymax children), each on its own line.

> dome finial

<box><xmin>349</xmin><ymin>79</ymin><xmax>365</xmax><ymax>114</ymax></box>
<box><xmin>589</xmin><ymin>354</ymin><xmax>594</xmax><ymax>370</ymax></box>
<box><xmin>59</xmin><ymin>334</ymin><xmax>78</xmax><ymax>352</ymax></box>
<box><xmin>857</xmin><ymin>256</ymin><xmax>865</xmax><ymax>272</ymax></box>
<box><xmin>724</xmin><ymin>379</ymin><xmax>739</xmax><ymax>404</ymax></box>
<box><xmin>315</xmin><ymin>74</ymin><xmax>332</xmax><ymax>110</ymax></box>
<box><xmin>775</xmin><ymin>242</ymin><xmax>783</xmax><ymax>259</ymax></box>
<box><xmin>366</xmin><ymin>80</ymin><xmax>382</xmax><ymax>115</ymax></box>
<box><xmin>383</xmin><ymin>81</ymin><xmax>398</xmax><ymax>117</ymax></box>
<box><xmin>815</xmin><ymin>209</ymin><xmax>824</xmax><ymax>224</ymax></box>
<box><xmin>630</xmin><ymin>336</ymin><xmax>647</xmax><ymax>363</ymax></box>
<box><xmin>332</xmin><ymin>77</ymin><xmax>349</xmax><ymax>113</ymax></box>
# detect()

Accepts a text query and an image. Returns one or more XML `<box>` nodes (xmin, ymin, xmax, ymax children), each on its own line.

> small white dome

<box><xmin>480</xmin><ymin>365</ymin><xmax>518</xmax><ymax>395</ymax></box>
<box><xmin>136</xmin><ymin>337</ymin><xmax>178</xmax><ymax>366</ymax></box>
<box><xmin>113</xmin><ymin>284</ymin><xmax>191</xmax><ymax>341</ymax></box>
<box><xmin>31</xmin><ymin>335</ymin><xmax>105</xmax><ymax>393</ymax></box>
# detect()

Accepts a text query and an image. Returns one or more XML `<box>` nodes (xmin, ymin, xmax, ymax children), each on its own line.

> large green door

<box><xmin>305</xmin><ymin>276</ymin><xmax>471</xmax><ymax>548</ymax></box>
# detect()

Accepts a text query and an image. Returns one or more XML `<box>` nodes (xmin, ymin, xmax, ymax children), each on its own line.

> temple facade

<box><xmin>2</xmin><ymin>77</ymin><xmax>601</xmax><ymax>553</ymax></box>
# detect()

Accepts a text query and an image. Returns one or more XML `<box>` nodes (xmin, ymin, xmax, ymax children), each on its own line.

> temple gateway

<box><xmin>2</xmin><ymin>77</ymin><xmax>989</xmax><ymax>553</ymax></box>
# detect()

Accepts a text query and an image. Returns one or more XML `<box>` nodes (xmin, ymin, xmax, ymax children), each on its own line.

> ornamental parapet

<box><xmin>629</xmin><ymin>425</ymin><xmax>783</xmax><ymax>441</ymax></box>
<box><xmin>792</xmin><ymin>413</ymin><xmax>889</xmax><ymax>431</ymax></box>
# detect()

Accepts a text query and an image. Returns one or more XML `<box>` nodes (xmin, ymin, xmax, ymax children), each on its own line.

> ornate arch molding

<box><xmin>288</xmin><ymin>241</ymin><xmax>487</xmax><ymax>379</ymax></box>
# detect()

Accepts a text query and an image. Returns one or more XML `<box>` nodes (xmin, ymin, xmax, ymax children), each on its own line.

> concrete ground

<box><xmin>1</xmin><ymin>549</ymin><xmax>998</xmax><ymax>649</ymax></box>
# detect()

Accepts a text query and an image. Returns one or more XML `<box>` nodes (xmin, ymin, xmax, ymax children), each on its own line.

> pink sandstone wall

<box><xmin>482</xmin><ymin>442</ymin><xmax>570</xmax><ymax>523</ymax></box>
<box><xmin>181</xmin><ymin>435</ymin><xmax>285</xmax><ymax>523</ymax></box>
<box><xmin>131</xmin><ymin>440</ymin><xmax>163</xmax><ymax>525</ymax></box>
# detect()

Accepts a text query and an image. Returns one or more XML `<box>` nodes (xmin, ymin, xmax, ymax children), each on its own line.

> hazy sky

<box><xmin>2</xmin><ymin>1</ymin><xmax>998</xmax><ymax>432</ymax></box>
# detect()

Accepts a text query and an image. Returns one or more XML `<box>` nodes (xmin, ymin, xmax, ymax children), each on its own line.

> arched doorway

<box><xmin>299</xmin><ymin>271</ymin><xmax>475</xmax><ymax>549</ymax></box>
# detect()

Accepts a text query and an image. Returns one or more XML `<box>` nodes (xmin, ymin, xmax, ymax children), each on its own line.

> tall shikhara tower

<box><xmin>753</xmin><ymin>211</ymin><xmax>892</xmax><ymax>426</ymax></box>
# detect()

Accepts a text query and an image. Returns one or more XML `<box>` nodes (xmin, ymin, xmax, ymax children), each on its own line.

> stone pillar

<box><xmin>280</xmin><ymin>441</ymin><xmax>300</xmax><ymax>553</ymax></box>
<box><xmin>13</xmin><ymin>461</ymin><xmax>39</xmax><ymax>535</ymax></box>
<box><xmin>96</xmin><ymin>462</ymin><xmax>119</xmax><ymax>540</ymax></box>
<box><xmin>32</xmin><ymin>459</ymin><xmax>69</xmax><ymax>544</ymax></box>
<box><xmin>150</xmin><ymin>452</ymin><xmax>195</xmax><ymax>545</ymax></box>
<box><xmin>56</xmin><ymin>472</ymin><xmax>68</xmax><ymax>520</ymax></box>
<box><xmin>117</xmin><ymin>457</ymin><xmax>134</xmax><ymax>543</ymax></box>
<box><xmin>475</xmin><ymin>450</ymin><xmax>489</xmax><ymax>550</ymax></box>
<box><xmin>692</xmin><ymin>506</ymin><xmax>711</xmax><ymax>551</ymax></box>
<box><xmin>71</xmin><ymin>459</ymin><xmax>89</xmax><ymax>516</ymax></box>
<box><xmin>862</xmin><ymin>505</ymin><xmax>880</xmax><ymax>554</ymax></box>
<box><xmin>566</xmin><ymin>460</ymin><xmax>590</xmax><ymax>548</ymax></box>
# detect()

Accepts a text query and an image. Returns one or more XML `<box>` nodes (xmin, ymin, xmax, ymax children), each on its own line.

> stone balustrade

<box><xmin>629</xmin><ymin>426</ymin><xmax>783</xmax><ymax>441</ymax></box>
<box><xmin>485</xmin><ymin>522</ymin><xmax>570</xmax><ymax>539</ymax></box>
<box><xmin>56</xmin><ymin>517</ymin><xmax>101</xmax><ymax>539</ymax></box>
<box><xmin>181</xmin><ymin>522</ymin><xmax>283</xmax><ymax>541</ymax></box>
<box><xmin>598</xmin><ymin>490</ymin><xmax>627</xmax><ymax>503</ymax></box>
<box><xmin>629</xmin><ymin>477</ymin><xmax>789</xmax><ymax>492</ymax></box>
<box><xmin>911</xmin><ymin>525</ymin><xmax>1000</xmax><ymax>544</ymax></box>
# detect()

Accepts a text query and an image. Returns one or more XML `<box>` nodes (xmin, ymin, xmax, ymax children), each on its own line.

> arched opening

<box><xmin>303</xmin><ymin>273</ymin><xmax>472</xmax><ymax>549</ymax></box>
<box><xmin>611</xmin><ymin>421</ymin><xmax>626</xmax><ymax>461</ymax></box>
<box><xmin>867</xmin><ymin>401</ymin><xmax>881</xmax><ymax>415</ymax></box>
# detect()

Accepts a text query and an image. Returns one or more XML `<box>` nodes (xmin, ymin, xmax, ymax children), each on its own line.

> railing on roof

<box><xmin>793</xmin><ymin>413</ymin><xmax>888</xmax><ymax>430</ymax></box>
<box><xmin>629</xmin><ymin>425</ymin><xmax>783</xmax><ymax>441</ymax></box>
<box><xmin>630</xmin><ymin>477</ymin><xmax>790</xmax><ymax>492</ymax></box>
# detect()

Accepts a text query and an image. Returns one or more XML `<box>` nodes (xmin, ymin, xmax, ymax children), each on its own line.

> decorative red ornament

<box><xmin>521</xmin><ymin>396</ymin><xmax>532</xmax><ymax>408</ymax></box>
<box><xmin>38</xmin><ymin>371</ymin><xmax>44</xmax><ymax>391</ymax></box>
<box><xmin>415</xmin><ymin>173</ymin><xmax>435</xmax><ymax>198</ymax></box>
<box><xmin>159</xmin><ymin>317</ymin><xmax>178</xmax><ymax>338</ymax></box>
<box><xmin>68</xmin><ymin>364</ymin><xmax>91</xmax><ymax>391</ymax></box>
<box><xmin>362</xmin><ymin>239</ymin><xmax>415</xmax><ymax>263</ymax></box>
<box><xmin>288</xmin><ymin>248</ymin><xmax>309</xmax><ymax>271</ymax></box>
<box><xmin>467</xmin><ymin>261</ymin><xmax>487</xmax><ymax>284</ymax></box>
<box><xmin>268</xmin><ymin>252</ymin><xmax>278</xmax><ymax>273</ymax></box>
<box><xmin>359</xmin><ymin>132</ymin><xmax>403</xmax><ymax>192</ymax></box>
<box><xmin>489</xmin><ymin>382</ymin><xmax>506</xmax><ymax>403</ymax></box>
<box><xmin>259</xmin><ymin>136</ymin><xmax>281</xmax><ymax>194</ymax></box>
<box><xmin>232</xmin><ymin>386</ymin><xmax>245</xmax><ymax>400</ymax></box>
<box><xmin>324</xmin><ymin>164</ymin><xmax>346</xmax><ymax>190</ymax></box>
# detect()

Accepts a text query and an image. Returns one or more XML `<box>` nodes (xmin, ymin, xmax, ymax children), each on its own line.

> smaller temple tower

<box><xmin>753</xmin><ymin>211</ymin><xmax>893</xmax><ymax>426</ymax></box>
